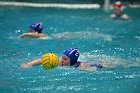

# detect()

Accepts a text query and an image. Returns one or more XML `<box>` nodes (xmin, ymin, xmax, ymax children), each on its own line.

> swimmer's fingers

<box><xmin>18</xmin><ymin>35</ymin><xmax>22</xmax><ymax>38</ymax></box>
<box><xmin>20</xmin><ymin>63</ymin><xmax>32</xmax><ymax>69</ymax></box>
<box><xmin>18</xmin><ymin>33</ymin><xmax>26</xmax><ymax>38</ymax></box>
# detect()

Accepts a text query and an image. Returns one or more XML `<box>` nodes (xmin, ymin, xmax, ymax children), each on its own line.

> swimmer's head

<box><xmin>113</xmin><ymin>1</ymin><xmax>123</xmax><ymax>9</ymax></box>
<box><xmin>115</xmin><ymin>1</ymin><xmax>122</xmax><ymax>5</ymax></box>
<box><xmin>63</xmin><ymin>48</ymin><xmax>79</xmax><ymax>66</ymax></box>
<box><xmin>29</xmin><ymin>22</ymin><xmax>43</xmax><ymax>33</ymax></box>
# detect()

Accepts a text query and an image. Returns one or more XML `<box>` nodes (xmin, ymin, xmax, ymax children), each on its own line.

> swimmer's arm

<box><xmin>18</xmin><ymin>33</ymin><xmax>39</xmax><ymax>38</ymax></box>
<box><xmin>78</xmin><ymin>63</ymin><xmax>97</xmax><ymax>71</ymax></box>
<box><xmin>21</xmin><ymin>59</ymin><xmax>42</xmax><ymax>68</ymax></box>
<box><xmin>18</xmin><ymin>33</ymin><xmax>29</xmax><ymax>38</ymax></box>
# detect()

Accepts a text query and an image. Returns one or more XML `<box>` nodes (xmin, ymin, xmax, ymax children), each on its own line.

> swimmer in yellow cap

<box><xmin>18</xmin><ymin>22</ymin><xmax>47</xmax><ymax>38</ymax></box>
<box><xmin>21</xmin><ymin>48</ymin><xmax>114</xmax><ymax>71</ymax></box>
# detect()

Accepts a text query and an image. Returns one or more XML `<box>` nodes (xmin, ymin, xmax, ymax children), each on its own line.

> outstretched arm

<box><xmin>18</xmin><ymin>33</ymin><xmax>38</xmax><ymax>38</ymax></box>
<box><xmin>21</xmin><ymin>59</ymin><xmax>42</xmax><ymax>68</ymax></box>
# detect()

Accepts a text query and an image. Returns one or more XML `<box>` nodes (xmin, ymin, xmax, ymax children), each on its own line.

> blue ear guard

<box><xmin>63</xmin><ymin>48</ymin><xmax>79</xmax><ymax>66</ymax></box>
<box><xmin>29</xmin><ymin>22</ymin><xmax>43</xmax><ymax>33</ymax></box>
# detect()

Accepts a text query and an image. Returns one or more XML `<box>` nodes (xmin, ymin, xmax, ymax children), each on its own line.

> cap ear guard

<box><xmin>63</xmin><ymin>48</ymin><xmax>79</xmax><ymax>66</ymax></box>
<box><xmin>29</xmin><ymin>22</ymin><xmax>43</xmax><ymax>33</ymax></box>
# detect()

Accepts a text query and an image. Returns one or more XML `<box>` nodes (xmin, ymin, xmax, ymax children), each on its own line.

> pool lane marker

<box><xmin>0</xmin><ymin>1</ymin><xmax>100</xmax><ymax>9</ymax></box>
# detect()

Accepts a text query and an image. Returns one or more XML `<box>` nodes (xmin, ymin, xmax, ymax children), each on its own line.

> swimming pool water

<box><xmin>0</xmin><ymin>6</ymin><xmax>140</xmax><ymax>93</ymax></box>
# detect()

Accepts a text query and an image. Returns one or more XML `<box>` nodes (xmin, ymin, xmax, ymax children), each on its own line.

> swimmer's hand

<box><xmin>20</xmin><ymin>59</ymin><xmax>42</xmax><ymax>69</ymax></box>
<box><xmin>20</xmin><ymin>63</ymin><xmax>32</xmax><ymax>68</ymax></box>
<box><xmin>18</xmin><ymin>33</ymin><xmax>28</xmax><ymax>38</ymax></box>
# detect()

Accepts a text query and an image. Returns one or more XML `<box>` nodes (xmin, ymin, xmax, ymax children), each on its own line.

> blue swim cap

<box><xmin>63</xmin><ymin>48</ymin><xmax>79</xmax><ymax>66</ymax></box>
<box><xmin>29</xmin><ymin>22</ymin><xmax>43</xmax><ymax>33</ymax></box>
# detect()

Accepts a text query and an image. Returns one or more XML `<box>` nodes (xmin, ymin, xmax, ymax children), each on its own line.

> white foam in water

<box><xmin>129</xmin><ymin>4</ymin><xmax>140</xmax><ymax>8</ymax></box>
<box><xmin>0</xmin><ymin>1</ymin><xmax>100</xmax><ymax>9</ymax></box>
<box><xmin>51</xmin><ymin>31</ymin><xmax>114</xmax><ymax>42</ymax></box>
<box><xmin>79</xmin><ymin>52</ymin><xmax>140</xmax><ymax>68</ymax></box>
<box><xmin>79</xmin><ymin>52</ymin><xmax>121</xmax><ymax>69</ymax></box>
<box><xmin>135</xmin><ymin>36</ymin><xmax>140</xmax><ymax>40</ymax></box>
<box><xmin>79</xmin><ymin>52</ymin><xmax>123</xmax><ymax>64</ymax></box>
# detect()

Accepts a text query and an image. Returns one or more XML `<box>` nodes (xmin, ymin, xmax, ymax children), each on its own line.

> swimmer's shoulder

<box><xmin>38</xmin><ymin>33</ymin><xmax>48</xmax><ymax>37</ymax></box>
<box><xmin>75</xmin><ymin>62</ymin><xmax>99</xmax><ymax>71</ymax></box>
<box><xmin>78</xmin><ymin>62</ymin><xmax>104</xmax><ymax>69</ymax></box>
<box><xmin>74</xmin><ymin>61</ymin><xmax>89</xmax><ymax>68</ymax></box>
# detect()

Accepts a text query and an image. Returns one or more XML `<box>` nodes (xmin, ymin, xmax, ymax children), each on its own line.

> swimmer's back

<box><xmin>73</xmin><ymin>62</ymin><xmax>103</xmax><ymax>71</ymax></box>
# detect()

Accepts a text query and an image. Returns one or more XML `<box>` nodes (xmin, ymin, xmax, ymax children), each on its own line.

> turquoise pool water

<box><xmin>0</xmin><ymin>6</ymin><xmax>140</xmax><ymax>93</ymax></box>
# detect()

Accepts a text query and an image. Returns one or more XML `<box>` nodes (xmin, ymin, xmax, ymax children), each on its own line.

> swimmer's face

<box><xmin>114</xmin><ymin>6</ymin><xmax>120</xmax><ymax>10</ymax></box>
<box><xmin>60</xmin><ymin>54</ymin><xmax>70</xmax><ymax>66</ymax></box>
<box><xmin>114</xmin><ymin>6</ymin><xmax>118</xmax><ymax>9</ymax></box>
<box><xmin>29</xmin><ymin>28</ymin><xmax>36</xmax><ymax>33</ymax></box>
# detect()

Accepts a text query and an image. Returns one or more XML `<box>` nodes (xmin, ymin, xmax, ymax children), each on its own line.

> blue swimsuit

<box><xmin>73</xmin><ymin>62</ymin><xmax>103</xmax><ymax>70</ymax></box>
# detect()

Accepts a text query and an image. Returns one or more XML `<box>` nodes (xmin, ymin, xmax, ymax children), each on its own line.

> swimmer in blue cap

<box><xmin>21</xmin><ymin>48</ymin><xmax>114</xmax><ymax>71</ymax></box>
<box><xmin>60</xmin><ymin>48</ymin><xmax>113</xmax><ymax>71</ymax></box>
<box><xmin>18</xmin><ymin>22</ymin><xmax>47</xmax><ymax>38</ymax></box>
<box><xmin>62</xmin><ymin>48</ymin><xmax>79</xmax><ymax>66</ymax></box>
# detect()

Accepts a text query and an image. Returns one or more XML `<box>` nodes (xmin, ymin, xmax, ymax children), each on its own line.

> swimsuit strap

<box><xmin>90</xmin><ymin>64</ymin><xmax>103</xmax><ymax>70</ymax></box>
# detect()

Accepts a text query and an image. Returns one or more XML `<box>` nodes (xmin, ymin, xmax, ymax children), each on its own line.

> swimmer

<box><xmin>18</xmin><ymin>22</ymin><xmax>47</xmax><ymax>38</ymax></box>
<box><xmin>110</xmin><ymin>1</ymin><xmax>129</xmax><ymax>20</ymax></box>
<box><xmin>21</xmin><ymin>48</ymin><xmax>114</xmax><ymax>71</ymax></box>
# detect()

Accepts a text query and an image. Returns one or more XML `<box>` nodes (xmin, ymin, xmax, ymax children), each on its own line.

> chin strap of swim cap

<box><xmin>63</xmin><ymin>48</ymin><xmax>79</xmax><ymax>66</ymax></box>
<box><xmin>29</xmin><ymin>22</ymin><xmax>43</xmax><ymax>33</ymax></box>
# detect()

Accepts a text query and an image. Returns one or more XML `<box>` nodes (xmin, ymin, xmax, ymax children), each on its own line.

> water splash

<box><xmin>79</xmin><ymin>52</ymin><xmax>140</xmax><ymax>68</ymax></box>
<box><xmin>51</xmin><ymin>31</ymin><xmax>114</xmax><ymax>42</ymax></box>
